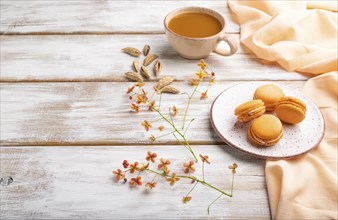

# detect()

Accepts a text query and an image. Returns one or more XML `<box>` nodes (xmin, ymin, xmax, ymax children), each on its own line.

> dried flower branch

<box><xmin>113</xmin><ymin>151</ymin><xmax>237</xmax><ymax>214</ymax></box>
<box><xmin>117</xmin><ymin>46</ymin><xmax>237</xmax><ymax>214</ymax></box>
<box><xmin>123</xmin><ymin>56</ymin><xmax>215</xmax><ymax>161</ymax></box>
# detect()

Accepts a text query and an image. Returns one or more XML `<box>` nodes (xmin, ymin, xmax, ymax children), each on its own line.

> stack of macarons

<box><xmin>234</xmin><ymin>84</ymin><xmax>307</xmax><ymax>147</ymax></box>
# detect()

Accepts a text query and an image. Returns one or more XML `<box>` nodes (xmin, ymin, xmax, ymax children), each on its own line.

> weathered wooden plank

<box><xmin>0</xmin><ymin>0</ymin><xmax>239</xmax><ymax>34</ymax></box>
<box><xmin>0</xmin><ymin>81</ymin><xmax>305</xmax><ymax>146</ymax></box>
<box><xmin>0</xmin><ymin>34</ymin><xmax>308</xmax><ymax>82</ymax></box>
<box><xmin>0</xmin><ymin>146</ymin><xmax>269</xmax><ymax>219</ymax></box>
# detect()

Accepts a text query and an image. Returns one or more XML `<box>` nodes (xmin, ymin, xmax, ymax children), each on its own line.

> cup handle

<box><xmin>213</xmin><ymin>34</ymin><xmax>238</xmax><ymax>56</ymax></box>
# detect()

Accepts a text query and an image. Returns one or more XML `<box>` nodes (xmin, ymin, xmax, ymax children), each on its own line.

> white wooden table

<box><xmin>0</xmin><ymin>1</ymin><xmax>308</xmax><ymax>219</ymax></box>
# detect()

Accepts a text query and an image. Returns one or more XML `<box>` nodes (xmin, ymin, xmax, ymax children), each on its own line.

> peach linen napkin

<box><xmin>227</xmin><ymin>1</ymin><xmax>338</xmax><ymax>219</ymax></box>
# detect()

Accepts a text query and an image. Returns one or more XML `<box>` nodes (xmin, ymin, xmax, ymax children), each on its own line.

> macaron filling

<box><xmin>234</xmin><ymin>100</ymin><xmax>266</xmax><ymax>122</ymax></box>
<box><xmin>237</xmin><ymin>106</ymin><xmax>265</xmax><ymax>122</ymax></box>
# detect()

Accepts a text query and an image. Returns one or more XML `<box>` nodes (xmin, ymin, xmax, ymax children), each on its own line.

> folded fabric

<box><xmin>266</xmin><ymin>72</ymin><xmax>337</xmax><ymax>219</ymax></box>
<box><xmin>228</xmin><ymin>1</ymin><xmax>338</xmax><ymax>219</ymax></box>
<box><xmin>228</xmin><ymin>0</ymin><xmax>337</xmax><ymax>74</ymax></box>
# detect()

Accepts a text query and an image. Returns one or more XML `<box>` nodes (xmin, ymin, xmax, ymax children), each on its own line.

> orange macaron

<box><xmin>253</xmin><ymin>84</ymin><xmax>285</xmax><ymax>111</ymax></box>
<box><xmin>248</xmin><ymin>114</ymin><xmax>283</xmax><ymax>147</ymax></box>
<box><xmin>275</xmin><ymin>96</ymin><xmax>307</xmax><ymax>124</ymax></box>
<box><xmin>234</xmin><ymin>100</ymin><xmax>266</xmax><ymax>122</ymax></box>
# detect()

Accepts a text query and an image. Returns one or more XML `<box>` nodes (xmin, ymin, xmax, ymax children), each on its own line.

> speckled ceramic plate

<box><xmin>210</xmin><ymin>82</ymin><xmax>325</xmax><ymax>159</ymax></box>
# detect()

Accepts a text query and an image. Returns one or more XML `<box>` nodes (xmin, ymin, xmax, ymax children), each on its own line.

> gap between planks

<box><xmin>0</xmin><ymin>31</ymin><xmax>240</xmax><ymax>36</ymax></box>
<box><xmin>1</xmin><ymin>81</ymin><xmax>306</xmax><ymax>146</ymax></box>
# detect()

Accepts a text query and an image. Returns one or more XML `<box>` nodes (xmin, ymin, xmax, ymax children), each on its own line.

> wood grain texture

<box><xmin>0</xmin><ymin>0</ymin><xmax>239</xmax><ymax>34</ymax></box>
<box><xmin>0</xmin><ymin>81</ymin><xmax>305</xmax><ymax>146</ymax></box>
<box><xmin>0</xmin><ymin>146</ymin><xmax>269</xmax><ymax>219</ymax></box>
<box><xmin>0</xmin><ymin>34</ymin><xmax>308</xmax><ymax>82</ymax></box>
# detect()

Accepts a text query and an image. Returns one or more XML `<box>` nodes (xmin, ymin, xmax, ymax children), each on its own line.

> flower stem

<box><xmin>182</xmin><ymin>84</ymin><xmax>199</xmax><ymax>130</ymax></box>
<box><xmin>173</xmin><ymin>133</ymin><xmax>190</xmax><ymax>152</ymax></box>
<box><xmin>207</xmin><ymin>194</ymin><xmax>222</xmax><ymax>215</ymax></box>
<box><xmin>151</xmin><ymin>117</ymin><xmax>164</xmax><ymax>123</ymax></box>
<box><xmin>231</xmin><ymin>172</ymin><xmax>235</xmax><ymax>196</ymax></box>
<box><xmin>184</xmin><ymin>118</ymin><xmax>195</xmax><ymax>136</ymax></box>
<box><xmin>168</xmin><ymin>107</ymin><xmax>174</xmax><ymax>125</ymax></box>
<box><xmin>158</xmin><ymin>92</ymin><xmax>162</xmax><ymax>111</ymax></box>
<box><xmin>185</xmin><ymin>182</ymin><xmax>198</xmax><ymax>197</ymax></box>
<box><xmin>202</xmin><ymin>162</ymin><xmax>205</xmax><ymax>181</ymax></box>
<box><xmin>145</xmin><ymin>169</ymin><xmax>232</xmax><ymax>197</ymax></box>
<box><xmin>151</xmin><ymin>174</ymin><xmax>157</xmax><ymax>182</ymax></box>
<box><xmin>149</xmin><ymin>102</ymin><xmax>198</xmax><ymax>162</ymax></box>
<box><xmin>155</xmin><ymin>131</ymin><xmax>176</xmax><ymax>140</ymax></box>
<box><xmin>148</xmin><ymin>91</ymin><xmax>156</xmax><ymax>101</ymax></box>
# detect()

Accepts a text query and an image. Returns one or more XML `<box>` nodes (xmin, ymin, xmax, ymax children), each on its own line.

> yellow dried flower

<box><xmin>190</xmin><ymin>79</ymin><xmax>200</xmax><ymax>86</ymax></box>
<box><xmin>182</xmin><ymin>196</ymin><xmax>192</xmax><ymax>204</ymax></box>
<box><xmin>158</xmin><ymin>126</ymin><xmax>165</xmax><ymax>131</ymax></box>
<box><xmin>136</xmin><ymin>94</ymin><xmax>148</xmax><ymax>104</ymax></box>
<box><xmin>199</xmin><ymin>154</ymin><xmax>210</xmax><ymax>164</ymax></box>
<box><xmin>209</xmin><ymin>77</ymin><xmax>216</xmax><ymax>84</ymax></box>
<box><xmin>200</xmin><ymin>90</ymin><xmax>208</xmax><ymax>99</ymax></box>
<box><xmin>197</xmin><ymin>59</ymin><xmax>208</xmax><ymax>70</ymax></box>
<box><xmin>166</xmin><ymin>173</ymin><xmax>180</xmax><ymax>186</ymax></box>
<box><xmin>150</xmin><ymin>134</ymin><xmax>156</xmax><ymax>142</ymax></box>
<box><xmin>131</xmin><ymin>103</ymin><xmax>140</xmax><ymax>112</ymax></box>
<box><xmin>141</xmin><ymin>120</ymin><xmax>152</xmax><ymax>131</ymax></box>
<box><xmin>183</xmin><ymin>160</ymin><xmax>195</xmax><ymax>174</ymax></box>
<box><xmin>148</xmin><ymin>100</ymin><xmax>155</xmax><ymax>111</ymax></box>
<box><xmin>195</xmin><ymin>69</ymin><xmax>208</xmax><ymax>80</ymax></box>
<box><xmin>135</xmin><ymin>82</ymin><xmax>145</xmax><ymax>87</ymax></box>
<box><xmin>228</xmin><ymin>163</ymin><xmax>238</xmax><ymax>174</ymax></box>
<box><xmin>171</xmin><ymin>105</ymin><xmax>178</xmax><ymax>117</ymax></box>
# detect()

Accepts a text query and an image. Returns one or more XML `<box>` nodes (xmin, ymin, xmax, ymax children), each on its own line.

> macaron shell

<box><xmin>234</xmin><ymin>100</ymin><xmax>264</xmax><ymax>116</ymax></box>
<box><xmin>253</xmin><ymin>84</ymin><xmax>285</xmax><ymax>111</ymax></box>
<box><xmin>277</xmin><ymin>97</ymin><xmax>307</xmax><ymax>112</ymax></box>
<box><xmin>275</xmin><ymin>103</ymin><xmax>306</xmax><ymax>124</ymax></box>
<box><xmin>248</xmin><ymin>126</ymin><xmax>283</xmax><ymax>147</ymax></box>
<box><xmin>251</xmin><ymin>115</ymin><xmax>283</xmax><ymax>140</ymax></box>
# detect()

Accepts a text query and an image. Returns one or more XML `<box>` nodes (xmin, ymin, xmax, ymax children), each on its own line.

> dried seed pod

<box><xmin>143</xmin><ymin>44</ymin><xmax>150</xmax><ymax>56</ymax></box>
<box><xmin>132</xmin><ymin>60</ymin><xmax>139</xmax><ymax>72</ymax></box>
<box><xmin>160</xmin><ymin>85</ymin><xmax>180</xmax><ymax>94</ymax></box>
<box><xmin>143</xmin><ymin>54</ymin><xmax>158</xmax><ymax>66</ymax></box>
<box><xmin>122</xmin><ymin>47</ymin><xmax>141</xmax><ymax>57</ymax></box>
<box><xmin>124</xmin><ymin>72</ymin><xmax>143</xmax><ymax>82</ymax></box>
<box><xmin>153</xmin><ymin>60</ymin><xmax>162</xmax><ymax>77</ymax></box>
<box><xmin>140</xmin><ymin>65</ymin><xmax>151</xmax><ymax>79</ymax></box>
<box><xmin>155</xmin><ymin>76</ymin><xmax>174</xmax><ymax>89</ymax></box>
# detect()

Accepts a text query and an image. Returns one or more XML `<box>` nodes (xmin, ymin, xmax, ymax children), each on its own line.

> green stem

<box><xmin>198</xmin><ymin>180</ymin><xmax>232</xmax><ymax>197</ymax></box>
<box><xmin>149</xmin><ymin>103</ymin><xmax>198</xmax><ymax>162</ymax></box>
<box><xmin>151</xmin><ymin>117</ymin><xmax>164</xmax><ymax>123</ymax></box>
<box><xmin>207</xmin><ymin>194</ymin><xmax>223</xmax><ymax>215</ymax></box>
<box><xmin>202</xmin><ymin>162</ymin><xmax>205</xmax><ymax>181</ymax></box>
<box><xmin>231</xmin><ymin>172</ymin><xmax>235</xmax><ymax>196</ymax></box>
<box><xmin>173</xmin><ymin>133</ymin><xmax>190</xmax><ymax>152</ymax></box>
<box><xmin>185</xmin><ymin>182</ymin><xmax>198</xmax><ymax>197</ymax></box>
<box><xmin>168</xmin><ymin>107</ymin><xmax>174</xmax><ymax>125</ymax></box>
<box><xmin>155</xmin><ymin>131</ymin><xmax>176</xmax><ymax>140</ymax></box>
<box><xmin>145</xmin><ymin>169</ymin><xmax>231</xmax><ymax>197</ymax></box>
<box><xmin>182</xmin><ymin>84</ymin><xmax>199</xmax><ymax>130</ymax></box>
<box><xmin>148</xmin><ymin>91</ymin><xmax>156</xmax><ymax>101</ymax></box>
<box><xmin>158</xmin><ymin>92</ymin><xmax>162</xmax><ymax>111</ymax></box>
<box><xmin>151</xmin><ymin>174</ymin><xmax>157</xmax><ymax>182</ymax></box>
<box><xmin>184</xmin><ymin>118</ymin><xmax>195</xmax><ymax>136</ymax></box>
<box><xmin>123</xmin><ymin>168</ymin><xmax>131</xmax><ymax>173</ymax></box>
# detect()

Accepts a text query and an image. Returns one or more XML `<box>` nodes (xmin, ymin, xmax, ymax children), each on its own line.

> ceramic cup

<box><xmin>164</xmin><ymin>7</ymin><xmax>238</xmax><ymax>59</ymax></box>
